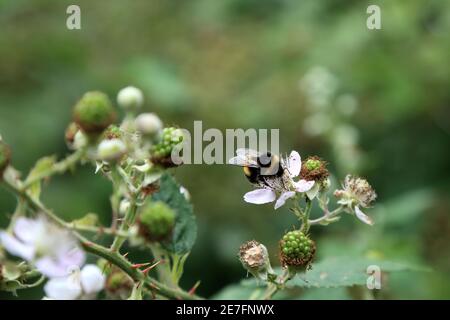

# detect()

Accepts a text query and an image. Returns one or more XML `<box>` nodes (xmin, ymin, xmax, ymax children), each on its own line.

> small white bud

<box><xmin>73</xmin><ymin>131</ymin><xmax>88</xmax><ymax>150</ymax></box>
<box><xmin>179</xmin><ymin>186</ymin><xmax>191</xmax><ymax>201</ymax></box>
<box><xmin>135</xmin><ymin>113</ymin><xmax>163</xmax><ymax>136</ymax></box>
<box><xmin>119</xmin><ymin>199</ymin><xmax>130</xmax><ymax>216</ymax></box>
<box><xmin>97</xmin><ymin>139</ymin><xmax>126</xmax><ymax>162</ymax></box>
<box><xmin>117</xmin><ymin>86</ymin><xmax>144</xmax><ymax>111</ymax></box>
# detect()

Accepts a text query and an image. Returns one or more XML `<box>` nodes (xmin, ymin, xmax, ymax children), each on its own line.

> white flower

<box><xmin>0</xmin><ymin>216</ymin><xmax>85</xmax><ymax>277</ymax></box>
<box><xmin>135</xmin><ymin>113</ymin><xmax>163</xmax><ymax>136</ymax></box>
<box><xmin>97</xmin><ymin>139</ymin><xmax>127</xmax><ymax>162</ymax></box>
<box><xmin>334</xmin><ymin>175</ymin><xmax>377</xmax><ymax>225</ymax></box>
<box><xmin>44</xmin><ymin>264</ymin><xmax>105</xmax><ymax>300</ymax></box>
<box><xmin>242</xmin><ymin>151</ymin><xmax>315</xmax><ymax>210</ymax></box>
<box><xmin>117</xmin><ymin>86</ymin><xmax>144</xmax><ymax>110</ymax></box>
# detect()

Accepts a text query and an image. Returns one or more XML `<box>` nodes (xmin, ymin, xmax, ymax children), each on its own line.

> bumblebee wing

<box><xmin>228</xmin><ymin>155</ymin><xmax>258</xmax><ymax>167</ymax></box>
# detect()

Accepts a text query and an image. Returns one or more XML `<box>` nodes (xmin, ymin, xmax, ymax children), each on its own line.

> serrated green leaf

<box><xmin>287</xmin><ymin>256</ymin><xmax>431</xmax><ymax>288</ymax></box>
<box><xmin>243</xmin><ymin>256</ymin><xmax>430</xmax><ymax>289</ymax></box>
<box><xmin>212</xmin><ymin>283</ymin><xmax>261</xmax><ymax>300</ymax></box>
<box><xmin>152</xmin><ymin>173</ymin><xmax>197</xmax><ymax>254</ymax></box>
<box><xmin>25</xmin><ymin>156</ymin><xmax>56</xmax><ymax>199</ymax></box>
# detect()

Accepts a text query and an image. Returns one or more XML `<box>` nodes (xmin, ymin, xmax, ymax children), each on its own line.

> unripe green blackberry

<box><xmin>279</xmin><ymin>230</ymin><xmax>316</xmax><ymax>269</ymax></box>
<box><xmin>300</xmin><ymin>156</ymin><xmax>329</xmax><ymax>183</ymax></box>
<box><xmin>0</xmin><ymin>140</ymin><xmax>11</xmax><ymax>177</ymax></box>
<box><xmin>73</xmin><ymin>91</ymin><xmax>116</xmax><ymax>134</ymax></box>
<box><xmin>151</xmin><ymin>127</ymin><xmax>184</xmax><ymax>167</ymax></box>
<box><xmin>138</xmin><ymin>201</ymin><xmax>176</xmax><ymax>242</ymax></box>
<box><xmin>105</xmin><ymin>269</ymin><xmax>133</xmax><ymax>298</ymax></box>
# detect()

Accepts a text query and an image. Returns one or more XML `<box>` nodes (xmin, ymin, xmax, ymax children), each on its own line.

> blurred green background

<box><xmin>0</xmin><ymin>0</ymin><xmax>449</xmax><ymax>299</ymax></box>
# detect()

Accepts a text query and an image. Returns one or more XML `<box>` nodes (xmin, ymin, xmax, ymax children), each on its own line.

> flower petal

<box><xmin>80</xmin><ymin>265</ymin><xmax>105</xmax><ymax>295</ymax></box>
<box><xmin>294</xmin><ymin>179</ymin><xmax>315</xmax><ymax>193</ymax></box>
<box><xmin>274</xmin><ymin>191</ymin><xmax>296</xmax><ymax>210</ymax></box>
<box><xmin>243</xmin><ymin>189</ymin><xmax>276</xmax><ymax>204</ymax></box>
<box><xmin>306</xmin><ymin>182</ymin><xmax>320</xmax><ymax>200</ymax></box>
<box><xmin>355</xmin><ymin>206</ymin><xmax>374</xmax><ymax>226</ymax></box>
<box><xmin>13</xmin><ymin>217</ymin><xmax>41</xmax><ymax>244</ymax></box>
<box><xmin>0</xmin><ymin>231</ymin><xmax>35</xmax><ymax>261</ymax></box>
<box><xmin>287</xmin><ymin>151</ymin><xmax>301</xmax><ymax>177</ymax></box>
<box><xmin>44</xmin><ymin>277</ymin><xmax>82</xmax><ymax>300</ymax></box>
<box><xmin>35</xmin><ymin>248</ymin><xmax>85</xmax><ymax>278</ymax></box>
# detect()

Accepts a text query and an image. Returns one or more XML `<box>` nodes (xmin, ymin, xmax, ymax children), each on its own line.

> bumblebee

<box><xmin>229</xmin><ymin>149</ymin><xmax>290</xmax><ymax>189</ymax></box>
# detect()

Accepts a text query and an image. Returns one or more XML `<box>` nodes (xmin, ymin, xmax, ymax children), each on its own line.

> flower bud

<box><xmin>135</xmin><ymin>113</ymin><xmax>163</xmax><ymax>137</ymax></box>
<box><xmin>97</xmin><ymin>139</ymin><xmax>127</xmax><ymax>162</ymax></box>
<box><xmin>239</xmin><ymin>240</ymin><xmax>273</xmax><ymax>281</ymax></box>
<box><xmin>73</xmin><ymin>131</ymin><xmax>88</xmax><ymax>150</ymax></box>
<box><xmin>138</xmin><ymin>201</ymin><xmax>176</xmax><ymax>242</ymax></box>
<box><xmin>119</xmin><ymin>199</ymin><xmax>130</xmax><ymax>216</ymax></box>
<box><xmin>279</xmin><ymin>231</ymin><xmax>316</xmax><ymax>270</ymax></box>
<box><xmin>73</xmin><ymin>91</ymin><xmax>116</xmax><ymax>134</ymax></box>
<box><xmin>117</xmin><ymin>86</ymin><xmax>144</xmax><ymax>111</ymax></box>
<box><xmin>0</xmin><ymin>140</ymin><xmax>11</xmax><ymax>177</ymax></box>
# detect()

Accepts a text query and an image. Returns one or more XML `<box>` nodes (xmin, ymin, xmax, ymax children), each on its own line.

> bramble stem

<box><xmin>308</xmin><ymin>206</ymin><xmax>343</xmax><ymax>225</ymax></box>
<box><xmin>110</xmin><ymin>194</ymin><xmax>138</xmax><ymax>252</ymax></box>
<box><xmin>1</xmin><ymin>174</ymin><xmax>202</xmax><ymax>300</ymax></box>
<box><xmin>300</xmin><ymin>198</ymin><xmax>313</xmax><ymax>233</ymax></box>
<box><xmin>66</xmin><ymin>223</ymin><xmax>130</xmax><ymax>237</ymax></box>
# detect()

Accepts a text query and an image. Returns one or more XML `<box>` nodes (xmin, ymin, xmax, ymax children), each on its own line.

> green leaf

<box><xmin>287</xmin><ymin>256</ymin><xmax>431</xmax><ymax>288</ymax></box>
<box><xmin>212</xmin><ymin>283</ymin><xmax>261</xmax><ymax>300</ymax></box>
<box><xmin>152</xmin><ymin>173</ymin><xmax>197</xmax><ymax>254</ymax></box>
<box><xmin>376</xmin><ymin>189</ymin><xmax>435</xmax><ymax>226</ymax></box>
<box><xmin>243</xmin><ymin>256</ymin><xmax>430</xmax><ymax>289</ymax></box>
<box><xmin>25</xmin><ymin>156</ymin><xmax>56</xmax><ymax>199</ymax></box>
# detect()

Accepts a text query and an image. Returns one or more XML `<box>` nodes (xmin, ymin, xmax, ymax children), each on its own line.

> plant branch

<box><xmin>1</xmin><ymin>175</ymin><xmax>202</xmax><ymax>300</ymax></box>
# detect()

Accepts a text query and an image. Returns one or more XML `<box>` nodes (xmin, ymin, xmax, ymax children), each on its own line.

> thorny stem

<box><xmin>110</xmin><ymin>194</ymin><xmax>138</xmax><ymax>252</ymax></box>
<box><xmin>1</xmin><ymin>174</ymin><xmax>202</xmax><ymax>300</ymax></box>
<box><xmin>22</xmin><ymin>149</ymin><xmax>84</xmax><ymax>189</ymax></box>
<box><xmin>66</xmin><ymin>223</ymin><xmax>130</xmax><ymax>237</ymax></box>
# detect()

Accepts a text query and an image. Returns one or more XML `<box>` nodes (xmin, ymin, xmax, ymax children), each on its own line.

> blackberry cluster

<box><xmin>151</xmin><ymin>127</ymin><xmax>183</xmax><ymax>167</ymax></box>
<box><xmin>279</xmin><ymin>230</ymin><xmax>316</xmax><ymax>268</ymax></box>
<box><xmin>138</xmin><ymin>201</ymin><xmax>176</xmax><ymax>242</ymax></box>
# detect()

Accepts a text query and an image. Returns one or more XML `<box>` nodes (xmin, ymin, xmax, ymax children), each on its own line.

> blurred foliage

<box><xmin>0</xmin><ymin>0</ymin><xmax>449</xmax><ymax>299</ymax></box>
